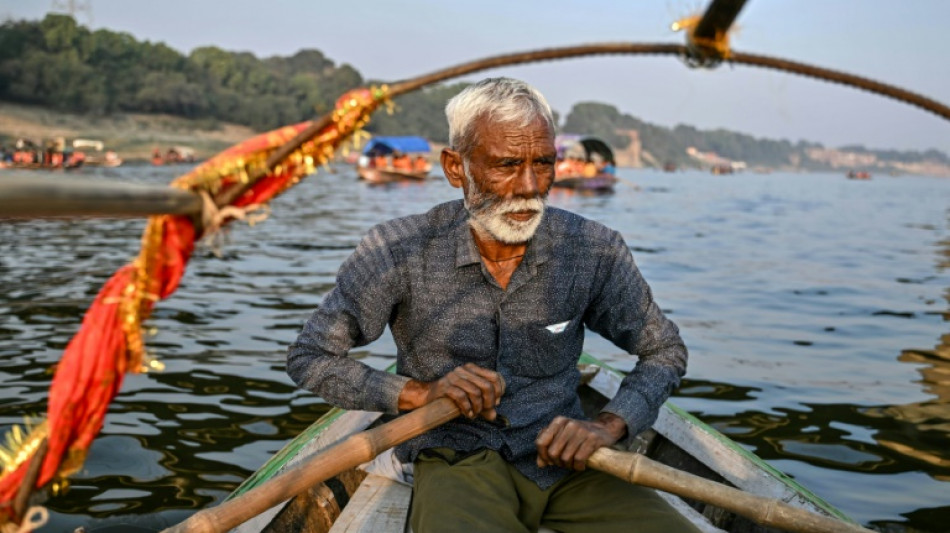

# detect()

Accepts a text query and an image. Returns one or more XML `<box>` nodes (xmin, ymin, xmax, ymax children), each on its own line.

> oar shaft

<box><xmin>0</xmin><ymin>176</ymin><xmax>203</xmax><ymax>218</ymax></box>
<box><xmin>161</xmin><ymin>398</ymin><xmax>460</xmax><ymax>533</ymax></box>
<box><xmin>588</xmin><ymin>447</ymin><xmax>871</xmax><ymax>533</ymax></box>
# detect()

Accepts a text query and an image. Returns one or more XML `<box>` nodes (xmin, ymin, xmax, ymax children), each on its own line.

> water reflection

<box><xmin>675</xmin><ymin>216</ymin><xmax>950</xmax><ymax>532</ymax></box>
<box><xmin>860</xmin><ymin>231</ymin><xmax>950</xmax><ymax>488</ymax></box>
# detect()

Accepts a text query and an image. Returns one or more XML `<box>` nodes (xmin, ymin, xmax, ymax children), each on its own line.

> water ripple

<box><xmin>1</xmin><ymin>167</ymin><xmax>948</xmax><ymax>531</ymax></box>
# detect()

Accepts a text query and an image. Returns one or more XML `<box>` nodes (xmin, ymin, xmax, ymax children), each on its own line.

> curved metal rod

<box><xmin>729</xmin><ymin>49</ymin><xmax>949</xmax><ymax>121</ymax></box>
<box><xmin>219</xmin><ymin>41</ymin><xmax>947</xmax><ymax>207</ymax></box>
<box><xmin>388</xmin><ymin>43</ymin><xmax>949</xmax><ymax>121</ymax></box>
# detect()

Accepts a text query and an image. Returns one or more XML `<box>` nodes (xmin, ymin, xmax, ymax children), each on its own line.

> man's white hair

<box><xmin>445</xmin><ymin>77</ymin><xmax>555</xmax><ymax>157</ymax></box>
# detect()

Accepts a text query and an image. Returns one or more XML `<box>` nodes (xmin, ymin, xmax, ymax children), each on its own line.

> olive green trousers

<box><xmin>410</xmin><ymin>448</ymin><xmax>702</xmax><ymax>533</ymax></box>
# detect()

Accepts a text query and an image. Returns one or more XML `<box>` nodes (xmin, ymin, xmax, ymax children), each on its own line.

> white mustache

<box><xmin>495</xmin><ymin>197</ymin><xmax>544</xmax><ymax>215</ymax></box>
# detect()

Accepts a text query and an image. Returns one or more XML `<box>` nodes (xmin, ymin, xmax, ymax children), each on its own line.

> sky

<box><xmin>1</xmin><ymin>0</ymin><xmax>948</xmax><ymax>153</ymax></box>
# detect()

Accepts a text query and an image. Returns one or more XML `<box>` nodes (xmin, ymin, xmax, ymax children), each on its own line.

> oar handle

<box><xmin>162</xmin><ymin>398</ymin><xmax>460</xmax><ymax>533</ymax></box>
<box><xmin>588</xmin><ymin>447</ymin><xmax>872</xmax><ymax>533</ymax></box>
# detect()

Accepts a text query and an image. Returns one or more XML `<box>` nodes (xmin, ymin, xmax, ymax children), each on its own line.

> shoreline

<box><xmin>2</xmin><ymin>101</ymin><xmax>947</xmax><ymax>177</ymax></box>
<box><xmin>0</xmin><ymin>101</ymin><xmax>257</xmax><ymax>162</ymax></box>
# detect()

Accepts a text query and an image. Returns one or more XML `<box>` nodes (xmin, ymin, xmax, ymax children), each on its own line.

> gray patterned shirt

<box><xmin>287</xmin><ymin>199</ymin><xmax>687</xmax><ymax>489</ymax></box>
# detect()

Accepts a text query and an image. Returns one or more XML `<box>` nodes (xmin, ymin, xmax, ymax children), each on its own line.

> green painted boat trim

<box><xmin>227</xmin><ymin>405</ymin><xmax>349</xmax><ymax>499</ymax></box>
<box><xmin>577</xmin><ymin>352</ymin><xmax>855</xmax><ymax>524</ymax></box>
<box><xmin>229</xmin><ymin>353</ymin><xmax>853</xmax><ymax>525</ymax></box>
<box><xmin>226</xmin><ymin>362</ymin><xmax>401</xmax><ymax>499</ymax></box>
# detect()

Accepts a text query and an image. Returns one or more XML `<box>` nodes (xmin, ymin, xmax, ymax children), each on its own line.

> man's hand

<box><xmin>398</xmin><ymin>363</ymin><xmax>505</xmax><ymax>421</ymax></box>
<box><xmin>535</xmin><ymin>412</ymin><xmax>627</xmax><ymax>470</ymax></box>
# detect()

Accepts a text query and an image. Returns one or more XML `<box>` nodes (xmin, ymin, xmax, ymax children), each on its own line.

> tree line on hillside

<box><xmin>0</xmin><ymin>14</ymin><xmax>361</xmax><ymax>130</ymax></box>
<box><xmin>1</xmin><ymin>14</ymin><xmax>945</xmax><ymax>171</ymax></box>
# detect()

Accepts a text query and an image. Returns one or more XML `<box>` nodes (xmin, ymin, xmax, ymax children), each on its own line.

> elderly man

<box><xmin>288</xmin><ymin>77</ymin><xmax>698</xmax><ymax>532</ymax></box>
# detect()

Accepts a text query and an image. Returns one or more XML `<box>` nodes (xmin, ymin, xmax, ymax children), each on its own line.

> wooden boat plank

<box><xmin>656</xmin><ymin>492</ymin><xmax>727</xmax><ymax>533</ymax></box>
<box><xmin>329</xmin><ymin>474</ymin><xmax>411</xmax><ymax>533</ymax></box>
<box><xmin>261</xmin><ymin>482</ymin><xmax>341</xmax><ymax>533</ymax></box>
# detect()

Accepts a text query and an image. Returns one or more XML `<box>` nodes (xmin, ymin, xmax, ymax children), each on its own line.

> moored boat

<box><xmin>73</xmin><ymin>139</ymin><xmax>123</xmax><ymax>167</ymax></box>
<box><xmin>228</xmin><ymin>353</ymin><xmax>854</xmax><ymax>533</ymax></box>
<box><xmin>553</xmin><ymin>135</ymin><xmax>619</xmax><ymax>192</ymax></box>
<box><xmin>357</xmin><ymin>136</ymin><xmax>432</xmax><ymax>184</ymax></box>
<box><xmin>152</xmin><ymin>146</ymin><xmax>197</xmax><ymax>166</ymax></box>
<box><xmin>847</xmin><ymin>170</ymin><xmax>871</xmax><ymax>180</ymax></box>
<box><xmin>356</xmin><ymin>166</ymin><xmax>429</xmax><ymax>183</ymax></box>
<box><xmin>551</xmin><ymin>174</ymin><xmax>618</xmax><ymax>192</ymax></box>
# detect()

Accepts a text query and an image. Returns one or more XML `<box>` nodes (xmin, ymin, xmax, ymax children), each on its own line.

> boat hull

<box><xmin>228</xmin><ymin>353</ymin><xmax>853</xmax><ymax>532</ymax></box>
<box><xmin>552</xmin><ymin>174</ymin><xmax>617</xmax><ymax>192</ymax></box>
<box><xmin>357</xmin><ymin>166</ymin><xmax>428</xmax><ymax>183</ymax></box>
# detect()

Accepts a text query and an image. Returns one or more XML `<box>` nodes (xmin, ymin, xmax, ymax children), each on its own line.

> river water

<box><xmin>1</xmin><ymin>164</ymin><xmax>948</xmax><ymax>532</ymax></box>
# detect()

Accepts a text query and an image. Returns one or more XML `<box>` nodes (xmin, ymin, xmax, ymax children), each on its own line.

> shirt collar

<box><xmin>454</xmin><ymin>210</ymin><xmax>482</xmax><ymax>268</ymax></box>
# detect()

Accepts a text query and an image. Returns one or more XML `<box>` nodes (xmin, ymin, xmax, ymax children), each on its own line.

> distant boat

<box><xmin>2</xmin><ymin>137</ymin><xmax>92</xmax><ymax>170</ymax></box>
<box><xmin>847</xmin><ymin>170</ymin><xmax>871</xmax><ymax>180</ymax></box>
<box><xmin>357</xmin><ymin>136</ymin><xmax>431</xmax><ymax>183</ymax></box>
<box><xmin>711</xmin><ymin>164</ymin><xmax>734</xmax><ymax>175</ymax></box>
<box><xmin>553</xmin><ymin>135</ymin><xmax>618</xmax><ymax>192</ymax></box>
<box><xmin>152</xmin><ymin>146</ymin><xmax>197</xmax><ymax>166</ymax></box>
<box><xmin>73</xmin><ymin>139</ymin><xmax>122</xmax><ymax>167</ymax></box>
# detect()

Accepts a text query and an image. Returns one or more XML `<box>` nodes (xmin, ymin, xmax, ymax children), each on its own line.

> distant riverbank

<box><xmin>2</xmin><ymin>101</ymin><xmax>947</xmax><ymax>176</ymax></box>
<box><xmin>0</xmin><ymin>102</ymin><xmax>257</xmax><ymax>163</ymax></box>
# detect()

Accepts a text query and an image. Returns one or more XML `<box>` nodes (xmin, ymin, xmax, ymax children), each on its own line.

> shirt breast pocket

<box><xmin>508</xmin><ymin>314</ymin><xmax>583</xmax><ymax>378</ymax></box>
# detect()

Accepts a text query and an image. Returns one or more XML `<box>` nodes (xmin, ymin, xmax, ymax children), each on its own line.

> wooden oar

<box><xmin>588</xmin><ymin>447</ymin><xmax>873</xmax><ymax>533</ymax></box>
<box><xmin>0</xmin><ymin>175</ymin><xmax>203</xmax><ymax>218</ymax></box>
<box><xmin>160</xmin><ymin>397</ymin><xmax>460</xmax><ymax>533</ymax></box>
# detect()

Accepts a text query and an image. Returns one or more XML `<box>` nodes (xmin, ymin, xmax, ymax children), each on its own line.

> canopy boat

<box><xmin>357</xmin><ymin>136</ymin><xmax>432</xmax><ymax>183</ymax></box>
<box><xmin>73</xmin><ymin>139</ymin><xmax>123</xmax><ymax>167</ymax></box>
<box><xmin>152</xmin><ymin>146</ymin><xmax>197</xmax><ymax>166</ymax></box>
<box><xmin>553</xmin><ymin>135</ymin><xmax>619</xmax><ymax>192</ymax></box>
<box><xmin>3</xmin><ymin>137</ymin><xmax>85</xmax><ymax>170</ymax></box>
<box><xmin>227</xmin><ymin>353</ymin><xmax>853</xmax><ymax>533</ymax></box>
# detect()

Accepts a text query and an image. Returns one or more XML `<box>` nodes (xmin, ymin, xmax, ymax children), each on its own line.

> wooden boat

<box><xmin>711</xmin><ymin>164</ymin><xmax>734</xmax><ymax>175</ymax></box>
<box><xmin>553</xmin><ymin>135</ymin><xmax>619</xmax><ymax>192</ymax></box>
<box><xmin>357</xmin><ymin>136</ymin><xmax>431</xmax><ymax>183</ymax></box>
<box><xmin>356</xmin><ymin>166</ymin><xmax>428</xmax><ymax>184</ymax></box>
<box><xmin>553</xmin><ymin>174</ymin><xmax>618</xmax><ymax>192</ymax></box>
<box><xmin>847</xmin><ymin>170</ymin><xmax>871</xmax><ymax>180</ymax></box>
<box><xmin>73</xmin><ymin>139</ymin><xmax>122</xmax><ymax>167</ymax></box>
<box><xmin>227</xmin><ymin>353</ymin><xmax>855</xmax><ymax>533</ymax></box>
<box><xmin>152</xmin><ymin>146</ymin><xmax>197</xmax><ymax>166</ymax></box>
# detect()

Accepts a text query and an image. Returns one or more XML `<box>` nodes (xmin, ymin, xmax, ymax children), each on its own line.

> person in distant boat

<box><xmin>287</xmin><ymin>77</ymin><xmax>696</xmax><ymax>533</ymax></box>
<box><xmin>570</xmin><ymin>156</ymin><xmax>585</xmax><ymax>175</ymax></box>
<box><xmin>413</xmin><ymin>154</ymin><xmax>430</xmax><ymax>173</ymax></box>
<box><xmin>555</xmin><ymin>157</ymin><xmax>571</xmax><ymax>178</ymax></box>
<box><xmin>582</xmin><ymin>159</ymin><xmax>598</xmax><ymax>178</ymax></box>
<box><xmin>373</xmin><ymin>153</ymin><xmax>389</xmax><ymax>169</ymax></box>
<box><xmin>392</xmin><ymin>151</ymin><xmax>413</xmax><ymax>172</ymax></box>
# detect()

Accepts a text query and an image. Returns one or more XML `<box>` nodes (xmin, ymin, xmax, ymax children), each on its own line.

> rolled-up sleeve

<box><xmin>286</xmin><ymin>226</ymin><xmax>411</xmax><ymax>414</ymax></box>
<box><xmin>584</xmin><ymin>232</ymin><xmax>687</xmax><ymax>439</ymax></box>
